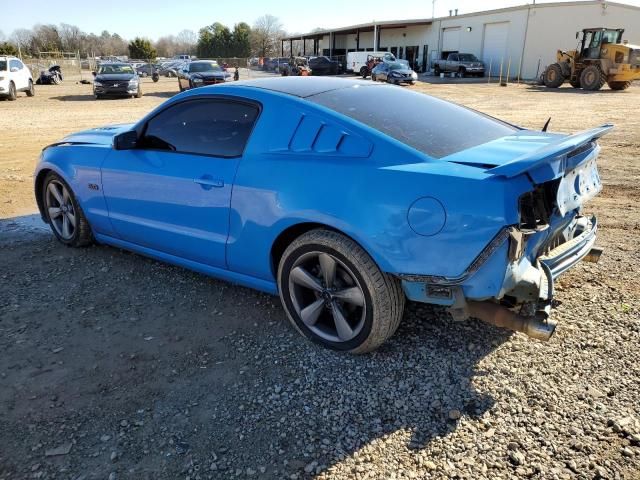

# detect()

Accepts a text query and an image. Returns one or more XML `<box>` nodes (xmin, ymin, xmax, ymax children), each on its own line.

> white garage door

<box><xmin>483</xmin><ymin>22</ymin><xmax>510</xmax><ymax>75</ymax></box>
<box><xmin>442</xmin><ymin>27</ymin><xmax>461</xmax><ymax>53</ymax></box>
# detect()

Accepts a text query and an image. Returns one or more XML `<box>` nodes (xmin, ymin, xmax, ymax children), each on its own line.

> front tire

<box><xmin>42</xmin><ymin>172</ymin><xmax>93</xmax><ymax>247</ymax></box>
<box><xmin>543</xmin><ymin>63</ymin><xmax>565</xmax><ymax>88</ymax></box>
<box><xmin>360</xmin><ymin>66</ymin><xmax>368</xmax><ymax>78</ymax></box>
<box><xmin>135</xmin><ymin>86</ymin><xmax>142</xmax><ymax>98</ymax></box>
<box><xmin>278</xmin><ymin>229</ymin><xmax>405</xmax><ymax>354</ymax></box>
<box><xmin>26</xmin><ymin>80</ymin><xmax>35</xmax><ymax>97</ymax></box>
<box><xmin>371</xmin><ymin>73</ymin><xmax>377</xmax><ymax>82</ymax></box>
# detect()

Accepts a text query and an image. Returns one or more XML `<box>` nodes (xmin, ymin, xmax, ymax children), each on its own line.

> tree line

<box><xmin>0</xmin><ymin>14</ymin><xmax>287</xmax><ymax>59</ymax></box>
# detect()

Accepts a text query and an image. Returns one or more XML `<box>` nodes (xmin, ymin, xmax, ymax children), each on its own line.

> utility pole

<box><xmin>432</xmin><ymin>0</ymin><xmax>436</xmax><ymax>19</ymax></box>
<box><xmin>373</xmin><ymin>21</ymin><xmax>377</xmax><ymax>51</ymax></box>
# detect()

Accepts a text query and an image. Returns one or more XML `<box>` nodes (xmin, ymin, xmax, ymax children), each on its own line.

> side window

<box><xmin>10</xmin><ymin>60</ymin><xmax>23</xmax><ymax>70</ymax></box>
<box><xmin>450</xmin><ymin>54</ymin><xmax>458</xmax><ymax>61</ymax></box>
<box><xmin>142</xmin><ymin>100</ymin><xmax>259</xmax><ymax>157</ymax></box>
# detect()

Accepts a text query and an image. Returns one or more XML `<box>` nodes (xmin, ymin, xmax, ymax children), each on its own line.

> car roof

<box><xmin>233</xmin><ymin>77</ymin><xmax>380</xmax><ymax>98</ymax></box>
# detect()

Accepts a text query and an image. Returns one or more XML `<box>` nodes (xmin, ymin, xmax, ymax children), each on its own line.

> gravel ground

<box><xmin>1</xmin><ymin>77</ymin><xmax>639</xmax><ymax>480</ymax></box>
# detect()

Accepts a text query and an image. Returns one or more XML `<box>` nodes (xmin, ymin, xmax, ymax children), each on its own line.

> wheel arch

<box><xmin>270</xmin><ymin>221</ymin><xmax>387</xmax><ymax>279</ymax></box>
<box><xmin>34</xmin><ymin>168</ymin><xmax>53</xmax><ymax>221</ymax></box>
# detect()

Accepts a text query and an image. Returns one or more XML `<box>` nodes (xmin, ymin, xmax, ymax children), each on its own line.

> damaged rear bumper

<box><xmin>401</xmin><ymin>214</ymin><xmax>600</xmax><ymax>340</ymax></box>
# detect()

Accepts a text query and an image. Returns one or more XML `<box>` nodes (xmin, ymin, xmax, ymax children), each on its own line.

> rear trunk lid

<box><xmin>445</xmin><ymin>124</ymin><xmax>613</xmax><ymax>217</ymax></box>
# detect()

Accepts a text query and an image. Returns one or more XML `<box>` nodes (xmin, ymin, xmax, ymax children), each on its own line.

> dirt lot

<box><xmin>1</xmin><ymin>76</ymin><xmax>639</xmax><ymax>480</ymax></box>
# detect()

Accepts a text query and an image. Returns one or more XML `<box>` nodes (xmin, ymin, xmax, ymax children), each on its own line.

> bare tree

<box><xmin>176</xmin><ymin>29</ymin><xmax>197</xmax><ymax>54</ymax></box>
<box><xmin>251</xmin><ymin>14</ymin><xmax>284</xmax><ymax>58</ymax></box>
<box><xmin>155</xmin><ymin>35</ymin><xmax>177</xmax><ymax>58</ymax></box>
<box><xmin>59</xmin><ymin>23</ymin><xmax>83</xmax><ymax>52</ymax></box>
<box><xmin>11</xmin><ymin>28</ymin><xmax>34</xmax><ymax>54</ymax></box>
<box><xmin>30</xmin><ymin>24</ymin><xmax>62</xmax><ymax>53</ymax></box>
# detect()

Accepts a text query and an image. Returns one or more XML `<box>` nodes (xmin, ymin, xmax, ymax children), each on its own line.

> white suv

<box><xmin>0</xmin><ymin>56</ymin><xmax>34</xmax><ymax>100</ymax></box>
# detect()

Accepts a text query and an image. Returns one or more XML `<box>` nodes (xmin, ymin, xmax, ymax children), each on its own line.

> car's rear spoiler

<box><xmin>489</xmin><ymin>124</ymin><xmax>614</xmax><ymax>181</ymax></box>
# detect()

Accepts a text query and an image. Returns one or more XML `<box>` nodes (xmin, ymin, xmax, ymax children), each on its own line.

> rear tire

<box><xmin>42</xmin><ymin>172</ymin><xmax>93</xmax><ymax>247</ymax></box>
<box><xmin>608</xmin><ymin>81</ymin><xmax>631</xmax><ymax>91</ymax></box>
<box><xmin>278</xmin><ymin>229</ymin><xmax>405</xmax><ymax>354</ymax></box>
<box><xmin>580</xmin><ymin>65</ymin><xmax>606</xmax><ymax>91</ymax></box>
<box><xmin>26</xmin><ymin>80</ymin><xmax>35</xmax><ymax>97</ymax></box>
<box><xmin>434</xmin><ymin>65</ymin><xmax>441</xmax><ymax>75</ymax></box>
<box><xmin>543</xmin><ymin>63</ymin><xmax>564</xmax><ymax>88</ymax></box>
<box><xmin>458</xmin><ymin>67</ymin><xmax>466</xmax><ymax>78</ymax></box>
<box><xmin>8</xmin><ymin>82</ymin><xmax>17</xmax><ymax>100</ymax></box>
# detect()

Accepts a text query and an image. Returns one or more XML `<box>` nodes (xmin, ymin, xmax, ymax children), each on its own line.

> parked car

<box><xmin>34</xmin><ymin>77</ymin><xmax>607</xmax><ymax>353</ymax></box>
<box><xmin>36</xmin><ymin>65</ymin><xmax>64</xmax><ymax>85</ymax></box>
<box><xmin>92</xmin><ymin>63</ymin><xmax>142</xmax><ymax>99</ymax></box>
<box><xmin>178</xmin><ymin>61</ymin><xmax>230</xmax><ymax>91</ymax></box>
<box><xmin>308</xmin><ymin>56</ymin><xmax>342</xmax><ymax>75</ymax></box>
<box><xmin>136</xmin><ymin>63</ymin><xmax>160</xmax><ymax>77</ymax></box>
<box><xmin>434</xmin><ymin>53</ymin><xmax>485</xmax><ymax>77</ymax></box>
<box><xmin>346</xmin><ymin>51</ymin><xmax>396</xmax><ymax>76</ymax></box>
<box><xmin>371</xmin><ymin>61</ymin><xmax>418</xmax><ymax>84</ymax></box>
<box><xmin>159</xmin><ymin>61</ymin><xmax>184</xmax><ymax>78</ymax></box>
<box><xmin>0</xmin><ymin>56</ymin><xmax>34</xmax><ymax>100</ymax></box>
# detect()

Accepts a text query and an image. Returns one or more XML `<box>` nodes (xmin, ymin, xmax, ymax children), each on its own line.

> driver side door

<box><xmin>377</xmin><ymin>64</ymin><xmax>389</xmax><ymax>82</ymax></box>
<box><xmin>101</xmin><ymin>97</ymin><xmax>260</xmax><ymax>269</ymax></box>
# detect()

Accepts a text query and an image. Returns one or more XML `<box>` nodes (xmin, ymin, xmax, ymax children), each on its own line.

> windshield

<box><xmin>387</xmin><ymin>62</ymin><xmax>408</xmax><ymax>70</ymax></box>
<box><xmin>190</xmin><ymin>62</ymin><xmax>220</xmax><ymax>73</ymax></box>
<box><xmin>458</xmin><ymin>54</ymin><xmax>479</xmax><ymax>62</ymax></box>
<box><xmin>602</xmin><ymin>29</ymin><xmax>621</xmax><ymax>44</ymax></box>
<box><xmin>98</xmin><ymin>64</ymin><xmax>134</xmax><ymax>74</ymax></box>
<box><xmin>308</xmin><ymin>85</ymin><xmax>518</xmax><ymax>159</ymax></box>
<box><xmin>0</xmin><ymin>60</ymin><xmax>6</xmax><ymax>71</ymax></box>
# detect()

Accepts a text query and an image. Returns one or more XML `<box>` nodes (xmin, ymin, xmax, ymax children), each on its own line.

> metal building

<box><xmin>281</xmin><ymin>1</ymin><xmax>640</xmax><ymax>79</ymax></box>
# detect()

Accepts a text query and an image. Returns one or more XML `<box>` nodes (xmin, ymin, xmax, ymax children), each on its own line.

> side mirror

<box><xmin>113</xmin><ymin>130</ymin><xmax>138</xmax><ymax>150</ymax></box>
<box><xmin>92</xmin><ymin>71</ymin><xmax>97</xmax><ymax>77</ymax></box>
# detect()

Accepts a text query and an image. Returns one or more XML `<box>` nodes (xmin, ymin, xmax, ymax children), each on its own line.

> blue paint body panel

<box><xmin>34</xmin><ymin>78</ymin><xmax>610</xmax><ymax>306</ymax></box>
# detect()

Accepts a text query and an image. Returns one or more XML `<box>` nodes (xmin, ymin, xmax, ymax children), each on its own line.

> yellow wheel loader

<box><xmin>543</xmin><ymin>28</ymin><xmax>640</xmax><ymax>91</ymax></box>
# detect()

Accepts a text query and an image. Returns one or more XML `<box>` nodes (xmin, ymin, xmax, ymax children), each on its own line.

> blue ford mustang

<box><xmin>35</xmin><ymin>77</ymin><xmax>609</xmax><ymax>353</ymax></box>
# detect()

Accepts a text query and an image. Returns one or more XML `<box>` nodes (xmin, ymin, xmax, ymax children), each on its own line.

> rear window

<box><xmin>0</xmin><ymin>60</ymin><xmax>6</xmax><ymax>71</ymax></box>
<box><xmin>307</xmin><ymin>85</ymin><xmax>517</xmax><ymax>158</ymax></box>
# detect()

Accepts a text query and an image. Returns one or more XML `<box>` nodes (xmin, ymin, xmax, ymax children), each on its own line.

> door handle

<box><xmin>194</xmin><ymin>176</ymin><xmax>224</xmax><ymax>189</ymax></box>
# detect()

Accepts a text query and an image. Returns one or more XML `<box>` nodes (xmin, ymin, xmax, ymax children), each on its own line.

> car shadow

<box><xmin>142</xmin><ymin>90</ymin><xmax>178</xmax><ymax>98</ymax></box>
<box><xmin>50</xmin><ymin>94</ymin><xmax>98</xmax><ymax>101</ymax></box>
<box><xmin>526</xmin><ymin>85</ymin><xmax>625</xmax><ymax>94</ymax></box>
<box><xmin>0</xmin><ymin>214</ymin><xmax>511</xmax><ymax>479</ymax></box>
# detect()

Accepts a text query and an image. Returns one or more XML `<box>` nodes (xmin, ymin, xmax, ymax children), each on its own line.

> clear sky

<box><xmin>2</xmin><ymin>0</ymin><xmax>640</xmax><ymax>40</ymax></box>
